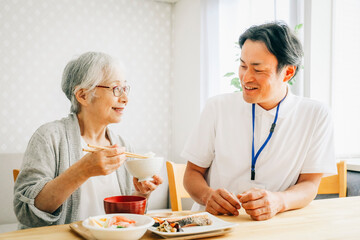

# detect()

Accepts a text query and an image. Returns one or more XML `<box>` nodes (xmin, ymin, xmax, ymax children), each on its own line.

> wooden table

<box><xmin>1</xmin><ymin>196</ymin><xmax>360</xmax><ymax>240</ymax></box>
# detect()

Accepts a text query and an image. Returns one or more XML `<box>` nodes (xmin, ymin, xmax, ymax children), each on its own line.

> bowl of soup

<box><xmin>104</xmin><ymin>196</ymin><xmax>147</xmax><ymax>215</ymax></box>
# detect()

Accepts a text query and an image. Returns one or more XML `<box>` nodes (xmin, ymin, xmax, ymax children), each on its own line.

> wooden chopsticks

<box><xmin>83</xmin><ymin>144</ymin><xmax>149</xmax><ymax>159</ymax></box>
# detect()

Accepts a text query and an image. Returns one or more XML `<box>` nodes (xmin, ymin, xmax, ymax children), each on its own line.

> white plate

<box><xmin>148</xmin><ymin>212</ymin><xmax>238</xmax><ymax>237</ymax></box>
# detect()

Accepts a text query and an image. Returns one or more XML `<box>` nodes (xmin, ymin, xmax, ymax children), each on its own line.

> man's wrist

<box><xmin>201</xmin><ymin>188</ymin><xmax>215</xmax><ymax>206</ymax></box>
<box><xmin>276</xmin><ymin>191</ymin><xmax>287</xmax><ymax>213</ymax></box>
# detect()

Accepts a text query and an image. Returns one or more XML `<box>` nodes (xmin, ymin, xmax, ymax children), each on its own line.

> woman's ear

<box><xmin>75</xmin><ymin>88</ymin><xmax>90</xmax><ymax>107</ymax></box>
<box><xmin>283</xmin><ymin>65</ymin><xmax>296</xmax><ymax>82</ymax></box>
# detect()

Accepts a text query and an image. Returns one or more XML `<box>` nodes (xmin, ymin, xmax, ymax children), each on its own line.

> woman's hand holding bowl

<box><xmin>133</xmin><ymin>175</ymin><xmax>163</xmax><ymax>195</ymax></box>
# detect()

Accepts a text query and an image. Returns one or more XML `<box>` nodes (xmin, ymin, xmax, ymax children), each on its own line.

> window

<box><xmin>332</xmin><ymin>0</ymin><xmax>360</xmax><ymax>157</ymax></box>
<box><xmin>218</xmin><ymin>0</ymin><xmax>295</xmax><ymax>95</ymax></box>
<box><xmin>204</xmin><ymin>0</ymin><xmax>360</xmax><ymax>158</ymax></box>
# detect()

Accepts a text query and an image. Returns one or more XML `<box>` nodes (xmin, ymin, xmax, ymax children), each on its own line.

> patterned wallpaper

<box><xmin>0</xmin><ymin>0</ymin><xmax>172</xmax><ymax>159</ymax></box>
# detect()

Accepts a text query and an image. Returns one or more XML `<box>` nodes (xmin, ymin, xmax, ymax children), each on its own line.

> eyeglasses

<box><xmin>95</xmin><ymin>85</ymin><xmax>130</xmax><ymax>97</ymax></box>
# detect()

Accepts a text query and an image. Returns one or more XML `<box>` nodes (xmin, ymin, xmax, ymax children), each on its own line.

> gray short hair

<box><xmin>61</xmin><ymin>52</ymin><xmax>123</xmax><ymax>113</ymax></box>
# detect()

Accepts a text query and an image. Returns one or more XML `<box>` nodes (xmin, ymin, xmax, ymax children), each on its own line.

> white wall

<box><xmin>0</xmin><ymin>0</ymin><xmax>173</xmax><ymax>225</ymax></box>
<box><xmin>171</xmin><ymin>0</ymin><xmax>201</xmax><ymax>163</ymax></box>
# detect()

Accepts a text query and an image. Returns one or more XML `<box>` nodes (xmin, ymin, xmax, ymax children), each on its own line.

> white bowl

<box><xmin>83</xmin><ymin>213</ymin><xmax>154</xmax><ymax>240</ymax></box>
<box><xmin>125</xmin><ymin>157</ymin><xmax>164</xmax><ymax>182</ymax></box>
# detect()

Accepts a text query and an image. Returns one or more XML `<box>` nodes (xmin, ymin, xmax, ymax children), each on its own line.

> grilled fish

<box><xmin>166</xmin><ymin>214</ymin><xmax>212</xmax><ymax>227</ymax></box>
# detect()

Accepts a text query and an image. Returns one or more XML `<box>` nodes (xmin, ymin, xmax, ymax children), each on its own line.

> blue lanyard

<box><xmin>251</xmin><ymin>97</ymin><xmax>285</xmax><ymax>180</ymax></box>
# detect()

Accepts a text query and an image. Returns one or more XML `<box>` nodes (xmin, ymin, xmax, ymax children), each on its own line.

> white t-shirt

<box><xmin>181</xmin><ymin>90</ymin><xmax>337</xmax><ymax>211</ymax></box>
<box><xmin>78</xmin><ymin>138</ymin><xmax>121</xmax><ymax>220</ymax></box>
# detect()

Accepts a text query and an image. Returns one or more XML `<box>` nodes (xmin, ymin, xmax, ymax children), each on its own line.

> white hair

<box><xmin>61</xmin><ymin>52</ymin><xmax>124</xmax><ymax>113</ymax></box>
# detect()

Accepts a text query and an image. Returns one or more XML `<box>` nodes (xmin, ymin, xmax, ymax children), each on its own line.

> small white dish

<box><xmin>82</xmin><ymin>213</ymin><xmax>154</xmax><ymax>240</ymax></box>
<box><xmin>148</xmin><ymin>212</ymin><xmax>238</xmax><ymax>237</ymax></box>
<box><xmin>125</xmin><ymin>157</ymin><xmax>164</xmax><ymax>182</ymax></box>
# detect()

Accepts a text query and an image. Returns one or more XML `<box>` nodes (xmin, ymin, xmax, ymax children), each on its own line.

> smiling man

<box><xmin>182</xmin><ymin>22</ymin><xmax>337</xmax><ymax>220</ymax></box>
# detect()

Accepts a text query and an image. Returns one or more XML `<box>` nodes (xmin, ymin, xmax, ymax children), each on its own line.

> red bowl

<box><xmin>104</xmin><ymin>196</ymin><xmax>147</xmax><ymax>215</ymax></box>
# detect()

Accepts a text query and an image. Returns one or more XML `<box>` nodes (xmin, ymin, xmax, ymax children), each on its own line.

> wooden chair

<box><xmin>317</xmin><ymin>161</ymin><xmax>347</xmax><ymax>197</ymax></box>
<box><xmin>13</xmin><ymin>169</ymin><xmax>20</xmax><ymax>182</ymax></box>
<box><xmin>166</xmin><ymin>161</ymin><xmax>191</xmax><ymax>211</ymax></box>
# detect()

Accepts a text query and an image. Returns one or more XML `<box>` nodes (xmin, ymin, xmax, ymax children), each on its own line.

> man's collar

<box><xmin>244</xmin><ymin>86</ymin><xmax>299</xmax><ymax>119</ymax></box>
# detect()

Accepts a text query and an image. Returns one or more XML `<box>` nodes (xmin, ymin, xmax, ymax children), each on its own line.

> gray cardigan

<box><xmin>13</xmin><ymin>114</ymin><xmax>134</xmax><ymax>229</ymax></box>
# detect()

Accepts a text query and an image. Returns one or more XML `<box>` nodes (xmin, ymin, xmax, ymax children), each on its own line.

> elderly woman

<box><xmin>13</xmin><ymin>52</ymin><xmax>163</xmax><ymax>229</ymax></box>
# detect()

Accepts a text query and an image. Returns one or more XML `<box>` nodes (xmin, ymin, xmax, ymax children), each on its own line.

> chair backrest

<box><xmin>13</xmin><ymin>169</ymin><xmax>20</xmax><ymax>182</ymax></box>
<box><xmin>166</xmin><ymin>161</ymin><xmax>191</xmax><ymax>211</ymax></box>
<box><xmin>317</xmin><ymin>161</ymin><xmax>347</xmax><ymax>197</ymax></box>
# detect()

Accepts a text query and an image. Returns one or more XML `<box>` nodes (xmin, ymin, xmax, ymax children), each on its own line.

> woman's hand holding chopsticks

<box><xmin>84</xmin><ymin>144</ymin><xmax>149</xmax><ymax>159</ymax></box>
<box><xmin>80</xmin><ymin>144</ymin><xmax>127</xmax><ymax>177</ymax></box>
<box><xmin>82</xmin><ymin>144</ymin><xmax>163</xmax><ymax>197</ymax></box>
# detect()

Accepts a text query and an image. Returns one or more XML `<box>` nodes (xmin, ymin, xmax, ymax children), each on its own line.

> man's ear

<box><xmin>75</xmin><ymin>88</ymin><xmax>89</xmax><ymax>107</ymax></box>
<box><xmin>283</xmin><ymin>66</ymin><xmax>297</xmax><ymax>82</ymax></box>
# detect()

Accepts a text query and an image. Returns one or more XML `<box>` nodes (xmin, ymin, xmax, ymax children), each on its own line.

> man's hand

<box><xmin>238</xmin><ymin>188</ymin><xmax>284</xmax><ymax>221</ymax></box>
<box><xmin>133</xmin><ymin>175</ymin><xmax>163</xmax><ymax>195</ymax></box>
<box><xmin>205</xmin><ymin>188</ymin><xmax>241</xmax><ymax>216</ymax></box>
